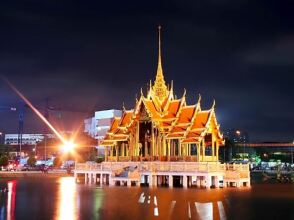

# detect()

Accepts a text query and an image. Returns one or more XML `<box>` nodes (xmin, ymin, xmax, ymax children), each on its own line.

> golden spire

<box><xmin>153</xmin><ymin>25</ymin><xmax>168</xmax><ymax>101</ymax></box>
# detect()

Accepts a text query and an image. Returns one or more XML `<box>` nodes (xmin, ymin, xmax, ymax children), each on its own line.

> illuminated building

<box><xmin>84</xmin><ymin>109</ymin><xmax>122</xmax><ymax>155</ymax></box>
<box><xmin>84</xmin><ymin>109</ymin><xmax>122</xmax><ymax>141</ymax></box>
<box><xmin>5</xmin><ymin>133</ymin><xmax>47</xmax><ymax>145</ymax></box>
<box><xmin>101</xmin><ymin>26</ymin><xmax>224</xmax><ymax>163</ymax></box>
<box><xmin>75</xmin><ymin>27</ymin><xmax>250</xmax><ymax>188</ymax></box>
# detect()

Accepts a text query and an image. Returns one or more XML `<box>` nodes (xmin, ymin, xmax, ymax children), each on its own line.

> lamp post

<box><xmin>33</xmin><ymin>142</ymin><xmax>37</xmax><ymax>158</ymax></box>
<box><xmin>0</xmin><ymin>132</ymin><xmax>3</xmax><ymax>145</ymax></box>
<box><xmin>291</xmin><ymin>141</ymin><xmax>294</xmax><ymax>165</ymax></box>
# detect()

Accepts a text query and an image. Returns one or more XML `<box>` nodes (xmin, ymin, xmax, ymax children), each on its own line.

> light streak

<box><xmin>153</xmin><ymin>195</ymin><xmax>157</xmax><ymax>206</ymax></box>
<box><xmin>55</xmin><ymin>177</ymin><xmax>77</xmax><ymax>220</ymax></box>
<box><xmin>7</xmin><ymin>181</ymin><xmax>16</xmax><ymax>220</ymax></box>
<box><xmin>3</xmin><ymin>78</ymin><xmax>67</xmax><ymax>144</ymax></box>
<box><xmin>188</xmin><ymin>202</ymin><xmax>191</xmax><ymax>219</ymax></box>
<box><xmin>217</xmin><ymin>201</ymin><xmax>227</xmax><ymax>220</ymax></box>
<box><xmin>168</xmin><ymin>200</ymin><xmax>176</xmax><ymax>217</ymax></box>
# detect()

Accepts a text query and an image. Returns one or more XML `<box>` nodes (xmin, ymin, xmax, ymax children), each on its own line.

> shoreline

<box><xmin>0</xmin><ymin>171</ymin><xmax>73</xmax><ymax>178</ymax></box>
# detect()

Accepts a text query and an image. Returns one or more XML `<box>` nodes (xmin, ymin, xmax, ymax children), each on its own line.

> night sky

<box><xmin>0</xmin><ymin>1</ymin><xmax>293</xmax><ymax>141</ymax></box>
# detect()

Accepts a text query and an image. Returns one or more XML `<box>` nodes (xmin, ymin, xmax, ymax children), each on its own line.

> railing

<box><xmin>107</xmin><ymin>156</ymin><xmax>198</xmax><ymax>162</ymax></box>
<box><xmin>75</xmin><ymin>162</ymin><xmax>249</xmax><ymax>173</ymax></box>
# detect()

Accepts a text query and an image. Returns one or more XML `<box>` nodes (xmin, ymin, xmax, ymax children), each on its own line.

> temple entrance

<box><xmin>139</xmin><ymin>121</ymin><xmax>152</xmax><ymax>157</ymax></box>
<box><xmin>205</xmin><ymin>134</ymin><xmax>212</xmax><ymax>156</ymax></box>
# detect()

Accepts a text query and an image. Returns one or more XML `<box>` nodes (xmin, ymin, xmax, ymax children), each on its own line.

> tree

<box><xmin>27</xmin><ymin>156</ymin><xmax>36</xmax><ymax>166</ymax></box>
<box><xmin>0</xmin><ymin>155</ymin><xmax>9</xmax><ymax>166</ymax></box>
<box><xmin>53</xmin><ymin>157</ymin><xmax>62</xmax><ymax>167</ymax></box>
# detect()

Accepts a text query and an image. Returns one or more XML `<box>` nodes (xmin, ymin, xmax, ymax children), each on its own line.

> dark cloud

<box><xmin>0</xmin><ymin>0</ymin><xmax>294</xmax><ymax>141</ymax></box>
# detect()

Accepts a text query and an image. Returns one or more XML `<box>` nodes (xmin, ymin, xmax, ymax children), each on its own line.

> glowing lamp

<box><xmin>62</xmin><ymin>141</ymin><xmax>76</xmax><ymax>153</ymax></box>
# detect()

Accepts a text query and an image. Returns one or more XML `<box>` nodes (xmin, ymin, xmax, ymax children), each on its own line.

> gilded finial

<box><xmin>153</xmin><ymin>25</ymin><xmax>168</xmax><ymax>101</ymax></box>
<box><xmin>158</xmin><ymin>25</ymin><xmax>162</xmax><ymax>67</ymax></box>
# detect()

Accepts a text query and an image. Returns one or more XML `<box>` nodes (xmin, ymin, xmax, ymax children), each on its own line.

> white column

<box><xmin>205</xmin><ymin>175</ymin><xmax>211</xmax><ymax>189</ymax></box>
<box><xmin>109</xmin><ymin>176</ymin><xmax>114</xmax><ymax>186</ymax></box>
<box><xmin>183</xmin><ymin>175</ymin><xmax>188</xmax><ymax>188</ymax></box>
<box><xmin>94</xmin><ymin>173</ymin><xmax>97</xmax><ymax>184</ymax></box>
<box><xmin>169</xmin><ymin>175</ymin><xmax>173</xmax><ymax>187</ymax></box>
<box><xmin>153</xmin><ymin>175</ymin><xmax>157</xmax><ymax>187</ymax></box>
<box><xmin>215</xmin><ymin>176</ymin><xmax>219</xmax><ymax>188</ymax></box>
<box><xmin>84</xmin><ymin>173</ymin><xmax>87</xmax><ymax>184</ymax></box>
<box><xmin>88</xmin><ymin>173</ymin><xmax>91</xmax><ymax>184</ymax></box>
<box><xmin>149</xmin><ymin>175</ymin><xmax>153</xmax><ymax>187</ymax></box>
<box><xmin>158</xmin><ymin>176</ymin><xmax>162</xmax><ymax>186</ymax></box>
<box><xmin>196</xmin><ymin>176</ymin><xmax>201</xmax><ymax>188</ymax></box>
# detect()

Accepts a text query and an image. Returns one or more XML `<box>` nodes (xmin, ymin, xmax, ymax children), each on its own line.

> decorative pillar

<box><xmin>212</xmin><ymin>134</ymin><xmax>215</xmax><ymax>161</ymax></box>
<box><xmin>202</xmin><ymin>140</ymin><xmax>205</xmax><ymax>161</ymax></box>
<box><xmin>84</xmin><ymin>173</ymin><xmax>87</xmax><ymax>184</ymax></box>
<box><xmin>149</xmin><ymin>175</ymin><xmax>153</xmax><ymax>187</ymax></box>
<box><xmin>169</xmin><ymin>175</ymin><xmax>173</xmax><ymax>187</ymax></box>
<box><xmin>197</xmin><ymin>144</ymin><xmax>200</xmax><ymax>162</ymax></box>
<box><xmin>115</xmin><ymin>146</ymin><xmax>118</xmax><ymax>162</ymax></box>
<box><xmin>151</xmin><ymin>124</ymin><xmax>154</xmax><ymax>158</ymax></box>
<box><xmin>167</xmin><ymin>139</ymin><xmax>170</xmax><ymax>157</ymax></box>
<box><xmin>158</xmin><ymin>134</ymin><xmax>162</xmax><ymax>157</ymax></box>
<box><xmin>215</xmin><ymin>176</ymin><xmax>219</xmax><ymax>188</ymax></box>
<box><xmin>136</xmin><ymin>122</ymin><xmax>140</xmax><ymax>156</ymax></box>
<box><xmin>163</xmin><ymin>137</ymin><xmax>166</xmax><ymax>157</ymax></box>
<box><xmin>205</xmin><ymin>175</ymin><xmax>211</xmax><ymax>189</ymax></box>
<box><xmin>216</xmin><ymin>142</ymin><xmax>219</xmax><ymax>162</ymax></box>
<box><xmin>196</xmin><ymin>176</ymin><xmax>201</xmax><ymax>188</ymax></box>
<box><xmin>88</xmin><ymin>173</ymin><xmax>92</xmax><ymax>184</ymax></box>
<box><xmin>183</xmin><ymin>175</ymin><xmax>188</xmax><ymax>188</ymax></box>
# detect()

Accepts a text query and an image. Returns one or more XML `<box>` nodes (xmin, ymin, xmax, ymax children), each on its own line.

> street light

<box><xmin>61</xmin><ymin>141</ymin><xmax>76</xmax><ymax>153</ymax></box>
<box><xmin>291</xmin><ymin>141</ymin><xmax>294</xmax><ymax>165</ymax></box>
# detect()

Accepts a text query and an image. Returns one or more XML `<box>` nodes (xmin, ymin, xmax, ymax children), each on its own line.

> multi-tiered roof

<box><xmin>101</xmin><ymin>27</ymin><xmax>224</xmax><ymax>147</ymax></box>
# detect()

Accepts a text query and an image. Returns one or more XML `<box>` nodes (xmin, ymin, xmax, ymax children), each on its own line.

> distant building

<box><xmin>236</xmin><ymin>142</ymin><xmax>294</xmax><ymax>164</ymax></box>
<box><xmin>224</xmin><ymin>129</ymin><xmax>249</xmax><ymax>143</ymax></box>
<box><xmin>84</xmin><ymin>109</ymin><xmax>122</xmax><ymax>148</ymax></box>
<box><xmin>4</xmin><ymin>134</ymin><xmax>48</xmax><ymax>145</ymax></box>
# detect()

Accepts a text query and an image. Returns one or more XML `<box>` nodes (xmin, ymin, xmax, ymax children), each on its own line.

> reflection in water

<box><xmin>0</xmin><ymin>177</ymin><xmax>293</xmax><ymax>220</ymax></box>
<box><xmin>7</xmin><ymin>181</ymin><xmax>16</xmax><ymax>220</ymax></box>
<box><xmin>56</xmin><ymin>177</ymin><xmax>78</xmax><ymax>220</ymax></box>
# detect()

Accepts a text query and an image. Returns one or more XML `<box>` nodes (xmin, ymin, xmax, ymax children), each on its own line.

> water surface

<box><xmin>0</xmin><ymin>177</ymin><xmax>293</xmax><ymax>220</ymax></box>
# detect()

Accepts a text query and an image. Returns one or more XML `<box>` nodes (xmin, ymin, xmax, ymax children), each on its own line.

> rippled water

<box><xmin>0</xmin><ymin>177</ymin><xmax>293</xmax><ymax>220</ymax></box>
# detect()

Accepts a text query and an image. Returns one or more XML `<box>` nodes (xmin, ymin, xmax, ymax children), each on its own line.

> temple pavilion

<box><xmin>101</xmin><ymin>26</ymin><xmax>225</xmax><ymax>163</ymax></box>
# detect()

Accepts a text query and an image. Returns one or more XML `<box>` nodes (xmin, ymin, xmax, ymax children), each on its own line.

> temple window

<box><xmin>204</xmin><ymin>134</ymin><xmax>212</xmax><ymax>156</ymax></box>
<box><xmin>191</xmin><ymin>144</ymin><xmax>197</xmax><ymax>155</ymax></box>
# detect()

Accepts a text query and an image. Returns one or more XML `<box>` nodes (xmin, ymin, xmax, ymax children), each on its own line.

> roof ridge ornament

<box><xmin>153</xmin><ymin>25</ymin><xmax>168</xmax><ymax>102</ymax></box>
<box><xmin>122</xmin><ymin>102</ymin><xmax>126</xmax><ymax>112</ymax></box>
<box><xmin>197</xmin><ymin>94</ymin><xmax>201</xmax><ymax>104</ymax></box>
<box><xmin>211</xmin><ymin>99</ymin><xmax>216</xmax><ymax>109</ymax></box>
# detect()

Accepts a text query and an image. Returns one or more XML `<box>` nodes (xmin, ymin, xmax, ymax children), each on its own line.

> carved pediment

<box><xmin>139</xmin><ymin>104</ymin><xmax>151</xmax><ymax>121</ymax></box>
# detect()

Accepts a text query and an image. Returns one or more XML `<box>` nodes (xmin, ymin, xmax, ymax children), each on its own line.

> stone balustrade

<box><xmin>75</xmin><ymin>161</ymin><xmax>249</xmax><ymax>173</ymax></box>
